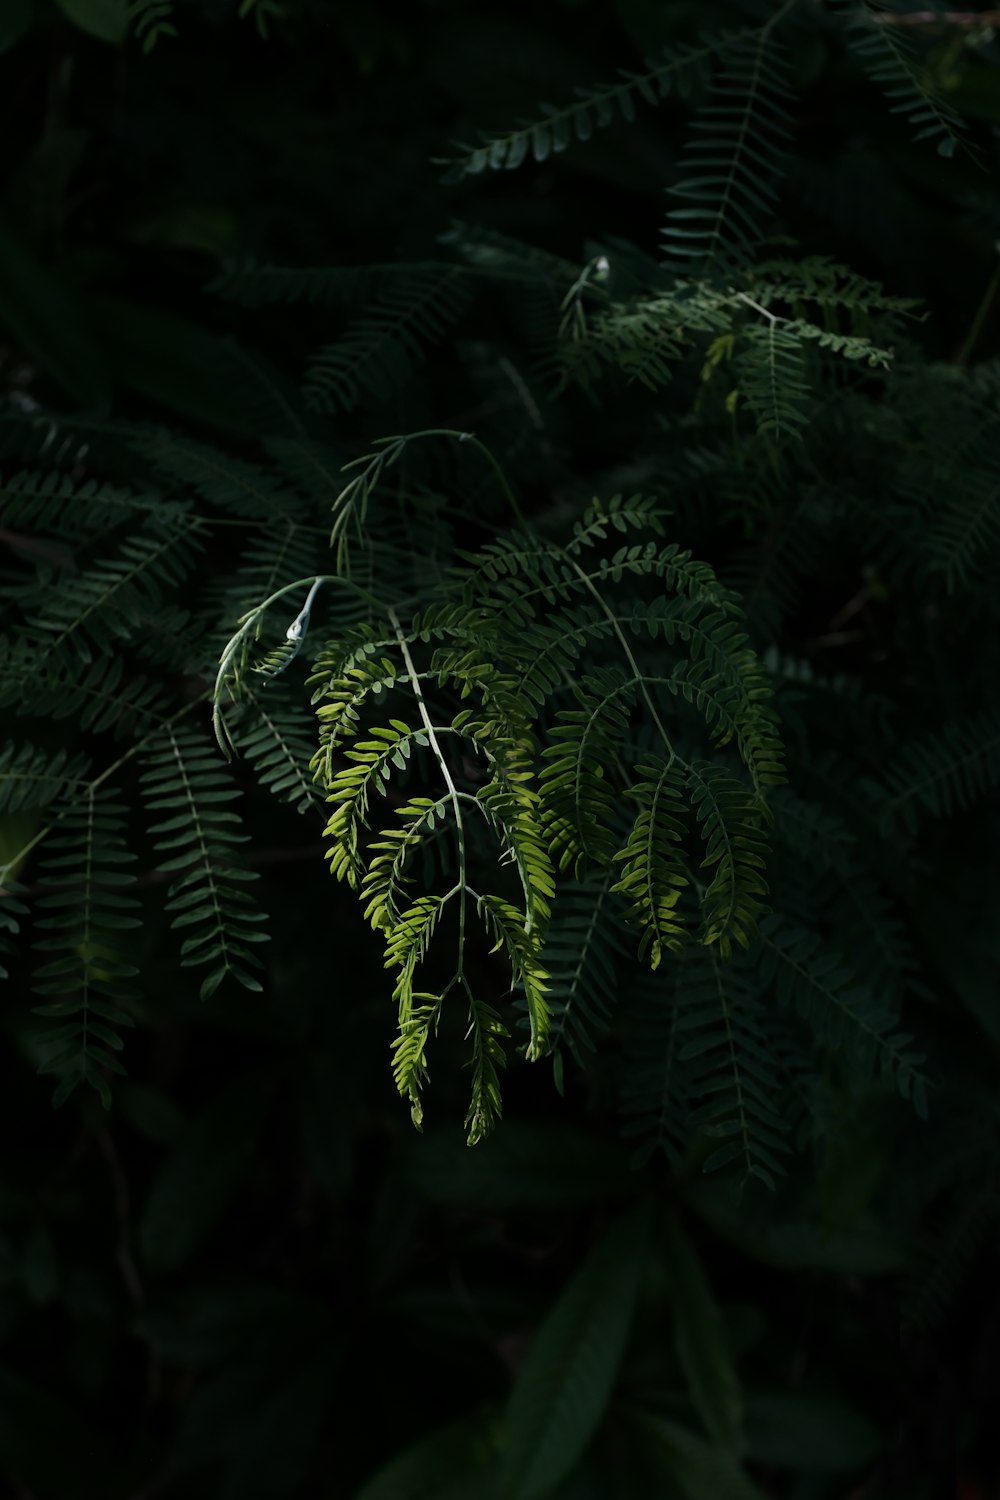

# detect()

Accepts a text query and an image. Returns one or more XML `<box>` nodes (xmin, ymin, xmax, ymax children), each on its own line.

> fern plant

<box><xmin>0</xmin><ymin>0</ymin><xmax>992</xmax><ymax>1190</ymax></box>
<box><xmin>212</xmin><ymin>475</ymin><xmax>783</xmax><ymax>1141</ymax></box>
<box><xmin>6</xmin><ymin>0</ymin><xmax>1000</xmax><ymax>1493</ymax></box>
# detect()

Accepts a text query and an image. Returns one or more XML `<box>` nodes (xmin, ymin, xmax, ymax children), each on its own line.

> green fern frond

<box><xmin>675</xmin><ymin>948</ymin><xmax>792</xmax><ymax>1186</ymax></box>
<box><xmin>557</xmin><ymin>290</ymin><xmax>693</xmax><ymax>393</ymax></box>
<box><xmin>557</xmin><ymin>255</ymin><xmax>905</xmax><ymax>417</ymax></box>
<box><xmin>749</xmin><ymin>255</ymin><xmax>923</xmax><ymax>321</ymax></box>
<box><xmin>127</xmin><ymin>0</ymin><xmax>178</xmax><ymax>51</ymax></box>
<box><xmin>229</xmin><ymin>684</ymin><xmax>325</xmax><ymax>817</ymax></box>
<box><xmin>305</xmin><ymin>269</ymin><xmax>472</xmax><ymax>414</ymax></box>
<box><xmin>475</xmin><ymin>891</ymin><xmax>550</xmax><ymax>1061</ymax></box>
<box><xmin>463</xmin><ymin>996</ymin><xmax>510</xmax><ymax>1145</ymax></box>
<box><xmin>325</xmin><ymin>718</ymin><xmax>433</xmax><ymax>885</ymax></box>
<box><xmin>611</xmin><ymin>757</ymin><xmax>690</xmax><ymax>970</ymax></box>
<box><xmin>734</xmin><ymin>319</ymin><xmax>811</xmax><ymax>442</ymax></box>
<box><xmin>540</xmin><ymin>668</ymin><xmax>635</xmax><ymax>875</ymax></box>
<box><xmin>20</xmin><ymin>524</ymin><xmax>202</xmax><ymax>667</ymax></box>
<box><xmin>141</xmin><ymin>724</ymin><xmax>269</xmax><ymax>1000</ymax></box>
<box><xmin>231</xmin><ymin>435</ymin><xmax>783</xmax><ymax>1136</ymax></box>
<box><xmin>686</xmin><ymin>760</ymin><xmax>771</xmax><ymax>958</ymax></box>
<box><xmin>661</xmin><ymin>623</ymin><xmax>784</xmax><ymax>797</ymax></box>
<box><xmin>142</xmin><ymin>432</ymin><xmax>305</xmax><ymax>521</ymax></box>
<box><xmin>568</xmin><ymin>492</ymin><xmax>669</xmax><ymax>551</ymax></box>
<box><xmin>874</xmin><ymin>707</ymin><xmax>1000</xmax><ymax>832</ymax></box>
<box><xmin>662</xmin><ymin>28</ymin><xmax>795</xmax><ymax>275</ymax></box>
<box><xmin>0</xmin><ymin>644</ymin><xmax>171</xmax><ymax>738</ymax></box>
<box><xmin>0</xmin><ymin>468</ymin><xmax>185</xmax><ymax>538</ymax></box>
<box><xmin>0</xmin><ymin>744</ymin><xmax>90</xmax><ymax>814</ymax></box>
<box><xmin>785</xmin><ymin>316</ymin><xmax>896</xmax><ymax>368</ymax></box>
<box><xmin>544</xmin><ymin>872</ymin><xmax>624</xmax><ymax>1059</ymax></box>
<box><xmin>477</xmin><ymin>745</ymin><xmax>556</xmax><ymax>948</ymax></box>
<box><xmin>384</xmin><ymin>891</ymin><xmax>446</xmax><ymax>974</ymax></box>
<box><xmin>327</xmin><ymin>431</ymin><xmax>443</xmax><ymax>575</ymax></box>
<box><xmin>224</xmin><ymin>519</ymin><xmax>325</xmax><ymax>620</ymax></box>
<box><xmin>390</xmin><ymin>995</ymin><xmax>440</xmax><ymax>1132</ymax></box>
<box><xmin>619</xmin><ymin>969</ymin><xmax>692</xmax><ymax>1167</ymax></box>
<box><xmin>31</xmin><ymin>789</ymin><xmax>139</xmax><ymax>1109</ymax></box>
<box><xmin>311</xmin><ymin>629</ymin><xmax>404</xmax><ymax>777</ymax></box>
<box><xmin>757</xmin><ymin>916</ymin><xmax>928</xmax><ymax>1115</ymax></box>
<box><xmin>772</xmin><ymin>789</ymin><xmax>915</xmax><ymax>1000</ymax></box>
<box><xmin>839</xmin><ymin>0</ymin><xmax>970</xmax><ymax>160</ymax></box>
<box><xmin>435</xmin><ymin>35</ymin><xmax>725</xmax><ymax>183</ymax></box>
<box><xmin>360</xmin><ymin>793</ymin><xmax>452</xmax><ymax>934</ymax></box>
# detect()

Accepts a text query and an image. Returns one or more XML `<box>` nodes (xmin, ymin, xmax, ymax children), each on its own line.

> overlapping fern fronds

<box><xmin>624</xmin><ymin>947</ymin><xmax>795</xmax><ymax>1187</ymax></box>
<box><xmin>0</xmin><ymin>411</ymin><xmax>353</xmax><ymax>1107</ymax></box>
<box><xmin>305</xmin><ymin>268</ymin><xmax>473</xmax><ymax>414</ymax></box>
<box><xmin>1</xmin><ymin>0</ymin><xmax>980</xmax><ymax>1177</ymax></box>
<box><xmin>215</xmin><ymin>464</ymin><xmax>785</xmax><ymax>1141</ymax></box>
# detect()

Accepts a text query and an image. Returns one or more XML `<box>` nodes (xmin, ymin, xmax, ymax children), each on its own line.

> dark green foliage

<box><xmin>662</xmin><ymin>24</ymin><xmax>795</xmax><ymax>275</ymax></box>
<box><xmin>499</xmin><ymin>1209</ymin><xmax>649</xmax><ymax>1498</ymax></box>
<box><xmin>1</xmin><ymin>0</ymin><xmax>1000</xmax><ymax>1496</ymax></box>
<box><xmin>141</xmin><ymin>724</ymin><xmax>269</xmax><ymax>1000</ymax></box>
<box><xmin>31</xmin><ymin>790</ymin><xmax>138</xmax><ymax>1108</ymax></box>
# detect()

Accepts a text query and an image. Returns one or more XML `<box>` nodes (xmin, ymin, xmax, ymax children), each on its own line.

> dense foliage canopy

<box><xmin>2</xmin><ymin>0</ymin><xmax>1000</xmax><ymax>1495</ymax></box>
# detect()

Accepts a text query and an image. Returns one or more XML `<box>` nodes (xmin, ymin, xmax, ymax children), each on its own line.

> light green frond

<box><xmin>325</xmin><ymin>720</ymin><xmax>433</xmax><ymax>885</ymax></box>
<box><xmin>475</xmin><ymin>891</ymin><xmax>550</xmax><ymax>1061</ymax></box>
<box><xmin>540</xmin><ymin>669</ymin><xmax>635</xmax><ymax>875</ymax></box>
<box><xmin>464</xmin><ymin>996</ymin><xmax>509</xmax><ymax>1145</ymax></box>
<box><xmin>360</xmin><ymin>795</ymin><xmax>451</xmax><ymax>933</ymax></box>
<box><xmin>612</xmin><ymin>757</ymin><xmax>690</xmax><ymax>971</ymax></box>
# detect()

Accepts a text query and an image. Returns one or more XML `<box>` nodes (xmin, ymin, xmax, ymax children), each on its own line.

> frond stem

<box><xmin>390</xmin><ymin>607</ymin><xmax>469</xmax><ymax>970</ymax></box>
<box><xmin>562</xmin><ymin>554</ymin><xmax>675</xmax><ymax>761</ymax></box>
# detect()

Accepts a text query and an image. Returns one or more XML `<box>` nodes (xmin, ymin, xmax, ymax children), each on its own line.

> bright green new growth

<box><xmin>215</xmin><ymin>464</ymin><xmax>783</xmax><ymax>1143</ymax></box>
